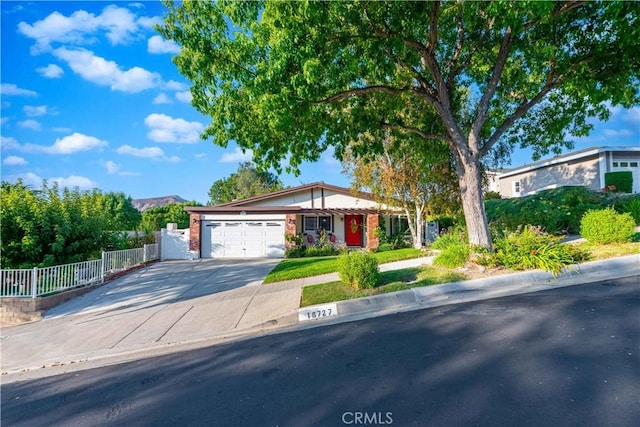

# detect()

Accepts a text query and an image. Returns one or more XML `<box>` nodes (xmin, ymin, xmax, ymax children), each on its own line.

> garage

<box><xmin>201</xmin><ymin>220</ymin><xmax>285</xmax><ymax>258</ymax></box>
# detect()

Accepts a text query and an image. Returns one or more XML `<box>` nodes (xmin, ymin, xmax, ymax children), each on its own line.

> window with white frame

<box><xmin>303</xmin><ymin>216</ymin><xmax>332</xmax><ymax>232</ymax></box>
<box><xmin>513</xmin><ymin>180</ymin><xmax>521</xmax><ymax>195</ymax></box>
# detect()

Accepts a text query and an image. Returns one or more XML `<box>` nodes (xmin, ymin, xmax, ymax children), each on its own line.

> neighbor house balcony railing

<box><xmin>0</xmin><ymin>243</ymin><xmax>159</xmax><ymax>298</ymax></box>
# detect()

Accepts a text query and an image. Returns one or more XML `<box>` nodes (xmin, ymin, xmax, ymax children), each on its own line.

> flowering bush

<box><xmin>479</xmin><ymin>226</ymin><xmax>589</xmax><ymax>276</ymax></box>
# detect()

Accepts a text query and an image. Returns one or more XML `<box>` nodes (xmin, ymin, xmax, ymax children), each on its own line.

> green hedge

<box><xmin>605</xmin><ymin>171</ymin><xmax>633</xmax><ymax>193</ymax></box>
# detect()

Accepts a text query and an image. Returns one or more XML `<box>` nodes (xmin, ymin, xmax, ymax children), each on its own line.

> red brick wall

<box><xmin>189</xmin><ymin>213</ymin><xmax>201</xmax><ymax>252</ymax></box>
<box><xmin>366</xmin><ymin>214</ymin><xmax>380</xmax><ymax>249</ymax></box>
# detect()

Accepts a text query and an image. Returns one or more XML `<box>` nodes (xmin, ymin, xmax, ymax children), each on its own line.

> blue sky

<box><xmin>1</xmin><ymin>1</ymin><xmax>638</xmax><ymax>204</ymax></box>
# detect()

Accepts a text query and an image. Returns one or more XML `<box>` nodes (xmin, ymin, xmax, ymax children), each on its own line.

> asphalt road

<box><xmin>2</xmin><ymin>276</ymin><xmax>639</xmax><ymax>427</ymax></box>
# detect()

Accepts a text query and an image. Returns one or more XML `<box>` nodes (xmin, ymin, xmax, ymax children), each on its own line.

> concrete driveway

<box><xmin>1</xmin><ymin>258</ymin><xmax>301</xmax><ymax>374</ymax></box>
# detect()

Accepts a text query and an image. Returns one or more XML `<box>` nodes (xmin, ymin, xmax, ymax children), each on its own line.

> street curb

<box><xmin>299</xmin><ymin>253</ymin><xmax>640</xmax><ymax>325</ymax></box>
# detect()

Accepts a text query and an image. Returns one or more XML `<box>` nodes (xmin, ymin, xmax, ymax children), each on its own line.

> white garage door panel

<box><xmin>202</xmin><ymin>220</ymin><xmax>284</xmax><ymax>258</ymax></box>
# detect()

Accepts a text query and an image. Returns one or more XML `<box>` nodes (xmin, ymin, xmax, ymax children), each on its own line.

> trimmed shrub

<box><xmin>433</xmin><ymin>243</ymin><xmax>470</xmax><ymax>268</ymax></box>
<box><xmin>580</xmin><ymin>208</ymin><xmax>636</xmax><ymax>244</ymax></box>
<box><xmin>305</xmin><ymin>245</ymin><xmax>339</xmax><ymax>257</ymax></box>
<box><xmin>431</xmin><ymin>227</ymin><xmax>467</xmax><ymax>250</ymax></box>
<box><xmin>284</xmin><ymin>246</ymin><xmax>306</xmax><ymax>258</ymax></box>
<box><xmin>605</xmin><ymin>171</ymin><xmax>633</xmax><ymax>193</ymax></box>
<box><xmin>486</xmin><ymin>226</ymin><xmax>588</xmax><ymax>276</ymax></box>
<box><xmin>620</xmin><ymin>195</ymin><xmax>640</xmax><ymax>225</ymax></box>
<box><xmin>337</xmin><ymin>251</ymin><xmax>379</xmax><ymax>290</ymax></box>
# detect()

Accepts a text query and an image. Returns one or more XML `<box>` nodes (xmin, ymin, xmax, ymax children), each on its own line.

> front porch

<box><xmin>285</xmin><ymin>211</ymin><xmax>383</xmax><ymax>250</ymax></box>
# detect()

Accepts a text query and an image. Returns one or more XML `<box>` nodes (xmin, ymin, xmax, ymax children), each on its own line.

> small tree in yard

<box><xmin>343</xmin><ymin>132</ymin><xmax>459</xmax><ymax>249</ymax></box>
<box><xmin>159</xmin><ymin>1</ymin><xmax>639</xmax><ymax>250</ymax></box>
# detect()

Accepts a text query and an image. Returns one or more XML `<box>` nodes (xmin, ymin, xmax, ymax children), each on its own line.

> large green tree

<box><xmin>140</xmin><ymin>201</ymin><xmax>202</xmax><ymax>231</ymax></box>
<box><xmin>208</xmin><ymin>161</ymin><xmax>284</xmax><ymax>205</ymax></box>
<box><xmin>159</xmin><ymin>0</ymin><xmax>639</xmax><ymax>248</ymax></box>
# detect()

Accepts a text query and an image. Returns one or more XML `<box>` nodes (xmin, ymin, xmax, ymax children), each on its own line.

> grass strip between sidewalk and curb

<box><xmin>263</xmin><ymin>248</ymin><xmax>424</xmax><ymax>283</ymax></box>
<box><xmin>300</xmin><ymin>266</ymin><xmax>467</xmax><ymax>307</ymax></box>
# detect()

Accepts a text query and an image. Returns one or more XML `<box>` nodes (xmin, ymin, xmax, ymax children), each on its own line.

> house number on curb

<box><xmin>299</xmin><ymin>303</ymin><xmax>338</xmax><ymax>321</ymax></box>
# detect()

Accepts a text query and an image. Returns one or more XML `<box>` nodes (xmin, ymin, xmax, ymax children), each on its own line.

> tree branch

<box><xmin>311</xmin><ymin>85</ymin><xmax>410</xmax><ymax>104</ymax></box>
<box><xmin>382</xmin><ymin>121</ymin><xmax>451</xmax><ymax>144</ymax></box>
<box><xmin>470</xmin><ymin>26</ymin><xmax>513</xmax><ymax>150</ymax></box>
<box><xmin>479</xmin><ymin>87</ymin><xmax>553</xmax><ymax>157</ymax></box>
<box><xmin>427</xmin><ymin>1</ymin><xmax>440</xmax><ymax>56</ymax></box>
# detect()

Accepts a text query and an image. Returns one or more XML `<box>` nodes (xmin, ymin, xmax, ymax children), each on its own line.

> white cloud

<box><xmin>18</xmin><ymin>172</ymin><xmax>43</xmax><ymax>188</ymax></box>
<box><xmin>153</xmin><ymin>93</ymin><xmax>172</xmax><ymax>105</ymax></box>
<box><xmin>1</xmin><ymin>83</ymin><xmax>37</xmax><ymax>96</ymax></box>
<box><xmin>53</xmin><ymin>47</ymin><xmax>161</xmax><ymax>93</ymax></box>
<box><xmin>220</xmin><ymin>147</ymin><xmax>253</xmax><ymax>163</ymax></box>
<box><xmin>22</xmin><ymin>132</ymin><xmax>108</xmax><ymax>154</ymax></box>
<box><xmin>52</xmin><ymin>175</ymin><xmax>97</xmax><ymax>189</ymax></box>
<box><xmin>144</xmin><ymin>113</ymin><xmax>203</xmax><ymax>143</ymax></box>
<box><xmin>104</xmin><ymin>160</ymin><xmax>140</xmax><ymax>176</ymax></box>
<box><xmin>18</xmin><ymin>119</ymin><xmax>42</xmax><ymax>131</ymax></box>
<box><xmin>602</xmin><ymin>129</ymin><xmax>633</xmax><ymax>137</ymax></box>
<box><xmin>175</xmin><ymin>90</ymin><xmax>192</xmax><ymax>103</ymax></box>
<box><xmin>23</xmin><ymin>105</ymin><xmax>50</xmax><ymax>117</ymax></box>
<box><xmin>17</xmin><ymin>6</ymin><xmax>161</xmax><ymax>54</ymax></box>
<box><xmin>8</xmin><ymin>172</ymin><xmax>95</xmax><ymax>189</ymax></box>
<box><xmin>622</xmin><ymin>107</ymin><xmax>640</xmax><ymax>125</ymax></box>
<box><xmin>194</xmin><ymin>152</ymin><xmax>208</xmax><ymax>159</ymax></box>
<box><xmin>1</xmin><ymin>136</ymin><xmax>19</xmax><ymax>150</ymax></box>
<box><xmin>137</xmin><ymin>16</ymin><xmax>162</xmax><ymax>29</ymax></box>
<box><xmin>116</xmin><ymin>144</ymin><xmax>181</xmax><ymax>162</ymax></box>
<box><xmin>117</xmin><ymin>144</ymin><xmax>164</xmax><ymax>158</ymax></box>
<box><xmin>148</xmin><ymin>35</ymin><xmax>180</xmax><ymax>54</ymax></box>
<box><xmin>1</xmin><ymin>117</ymin><xmax>8</xmax><ymax>125</ymax></box>
<box><xmin>36</xmin><ymin>63</ymin><xmax>64</xmax><ymax>78</ymax></box>
<box><xmin>52</xmin><ymin>127</ymin><xmax>72</xmax><ymax>133</ymax></box>
<box><xmin>164</xmin><ymin>80</ymin><xmax>188</xmax><ymax>91</ymax></box>
<box><xmin>3</xmin><ymin>156</ymin><xmax>28</xmax><ymax>166</ymax></box>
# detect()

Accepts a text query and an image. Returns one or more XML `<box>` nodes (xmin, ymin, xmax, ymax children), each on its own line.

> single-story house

<box><xmin>494</xmin><ymin>146</ymin><xmax>640</xmax><ymax>198</ymax></box>
<box><xmin>184</xmin><ymin>182</ymin><xmax>404</xmax><ymax>258</ymax></box>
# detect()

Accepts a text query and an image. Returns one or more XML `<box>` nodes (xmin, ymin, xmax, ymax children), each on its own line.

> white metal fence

<box><xmin>0</xmin><ymin>243</ymin><xmax>159</xmax><ymax>298</ymax></box>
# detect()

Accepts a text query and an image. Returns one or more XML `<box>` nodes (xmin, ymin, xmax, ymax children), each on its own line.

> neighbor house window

<box><xmin>303</xmin><ymin>216</ymin><xmax>332</xmax><ymax>232</ymax></box>
<box><xmin>513</xmin><ymin>180</ymin><xmax>521</xmax><ymax>195</ymax></box>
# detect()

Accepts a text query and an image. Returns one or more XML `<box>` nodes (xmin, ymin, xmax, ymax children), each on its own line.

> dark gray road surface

<box><xmin>2</xmin><ymin>276</ymin><xmax>638</xmax><ymax>427</ymax></box>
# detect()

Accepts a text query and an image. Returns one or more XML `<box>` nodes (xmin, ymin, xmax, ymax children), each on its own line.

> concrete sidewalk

<box><xmin>1</xmin><ymin>254</ymin><xmax>638</xmax><ymax>381</ymax></box>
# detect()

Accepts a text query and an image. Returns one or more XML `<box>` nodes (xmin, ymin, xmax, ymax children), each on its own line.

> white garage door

<box><xmin>202</xmin><ymin>221</ymin><xmax>285</xmax><ymax>258</ymax></box>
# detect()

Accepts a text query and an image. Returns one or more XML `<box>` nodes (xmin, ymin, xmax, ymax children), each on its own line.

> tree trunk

<box><xmin>413</xmin><ymin>204</ymin><xmax>424</xmax><ymax>249</ymax></box>
<box><xmin>455</xmin><ymin>153</ymin><xmax>493</xmax><ymax>249</ymax></box>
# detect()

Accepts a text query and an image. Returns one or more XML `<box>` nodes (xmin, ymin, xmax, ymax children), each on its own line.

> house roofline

<box><xmin>184</xmin><ymin>205</ymin><xmax>399</xmax><ymax>215</ymax></box>
<box><xmin>198</xmin><ymin>182</ymin><xmax>377</xmax><ymax>208</ymax></box>
<box><xmin>498</xmin><ymin>146</ymin><xmax>640</xmax><ymax>179</ymax></box>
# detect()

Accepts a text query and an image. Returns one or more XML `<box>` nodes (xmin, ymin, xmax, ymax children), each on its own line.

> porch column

<box><xmin>285</xmin><ymin>214</ymin><xmax>297</xmax><ymax>247</ymax></box>
<box><xmin>366</xmin><ymin>214</ymin><xmax>380</xmax><ymax>250</ymax></box>
<box><xmin>189</xmin><ymin>213</ymin><xmax>201</xmax><ymax>259</ymax></box>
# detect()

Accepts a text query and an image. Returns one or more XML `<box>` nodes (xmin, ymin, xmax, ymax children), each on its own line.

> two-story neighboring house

<box><xmin>493</xmin><ymin>146</ymin><xmax>640</xmax><ymax>198</ymax></box>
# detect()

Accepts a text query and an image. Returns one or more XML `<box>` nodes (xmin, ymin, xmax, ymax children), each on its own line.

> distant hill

<box><xmin>132</xmin><ymin>195</ymin><xmax>187</xmax><ymax>212</ymax></box>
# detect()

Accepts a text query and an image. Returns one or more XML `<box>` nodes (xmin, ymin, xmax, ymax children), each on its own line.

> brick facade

<box><xmin>366</xmin><ymin>214</ymin><xmax>380</xmax><ymax>250</ymax></box>
<box><xmin>285</xmin><ymin>214</ymin><xmax>297</xmax><ymax>247</ymax></box>
<box><xmin>189</xmin><ymin>213</ymin><xmax>201</xmax><ymax>252</ymax></box>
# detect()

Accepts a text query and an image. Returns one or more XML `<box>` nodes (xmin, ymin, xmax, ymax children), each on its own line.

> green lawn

<box><xmin>263</xmin><ymin>248</ymin><xmax>424</xmax><ymax>283</ymax></box>
<box><xmin>300</xmin><ymin>266</ymin><xmax>467</xmax><ymax>307</ymax></box>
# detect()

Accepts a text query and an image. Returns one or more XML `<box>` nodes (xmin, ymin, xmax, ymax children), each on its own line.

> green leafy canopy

<box><xmin>158</xmin><ymin>1</ymin><xmax>639</xmax><ymax>247</ymax></box>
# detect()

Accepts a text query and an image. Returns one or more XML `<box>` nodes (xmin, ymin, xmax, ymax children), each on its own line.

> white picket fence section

<box><xmin>0</xmin><ymin>244</ymin><xmax>159</xmax><ymax>298</ymax></box>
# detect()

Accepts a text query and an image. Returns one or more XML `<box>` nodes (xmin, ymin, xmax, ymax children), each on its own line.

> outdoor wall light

<box><xmin>192</xmin><ymin>218</ymin><xmax>199</xmax><ymax>224</ymax></box>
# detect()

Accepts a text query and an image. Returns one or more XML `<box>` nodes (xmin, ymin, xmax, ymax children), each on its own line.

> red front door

<box><xmin>345</xmin><ymin>215</ymin><xmax>363</xmax><ymax>246</ymax></box>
